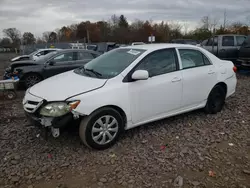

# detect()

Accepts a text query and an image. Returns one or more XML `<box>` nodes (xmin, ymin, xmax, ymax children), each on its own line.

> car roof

<box><xmin>56</xmin><ymin>49</ymin><xmax>100</xmax><ymax>54</ymax></box>
<box><xmin>122</xmin><ymin>43</ymin><xmax>199</xmax><ymax>51</ymax></box>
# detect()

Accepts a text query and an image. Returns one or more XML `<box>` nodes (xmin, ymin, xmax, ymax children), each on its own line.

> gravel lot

<box><xmin>0</xmin><ymin>53</ymin><xmax>250</xmax><ymax>188</ymax></box>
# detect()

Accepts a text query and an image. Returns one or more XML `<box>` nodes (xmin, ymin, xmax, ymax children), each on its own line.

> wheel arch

<box><xmin>86</xmin><ymin>105</ymin><xmax>127</xmax><ymax>127</ymax></box>
<box><xmin>214</xmin><ymin>82</ymin><xmax>227</xmax><ymax>95</ymax></box>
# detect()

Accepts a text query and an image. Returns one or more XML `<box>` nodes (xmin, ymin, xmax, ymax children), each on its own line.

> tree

<box><xmin>36</xmin><ymin>37</ymin><xmax>44</xmax><ymax>44</ymax></box>
<box><xmin>0</xmin><ymin>37</ymin><xmax>11</xmax><ymax>47</ymax></box>
<box><xmin>22</xmin><ymin>32</ymin><xmax>36</xmax><ymax>45</ymax></box>
<box><xmin>49</xmin><ymin>32</ymin><xmax>57</xmax><ymax>42</ymax></box>
<box><xmin>42</xmin><ymin>31</ymin><xmax>51</xmax><ymax>42</ymax></box>
<box><xmin>2</xmin><ymin>28</ymin><xmax>21</xmax><ymax>45</ymax></box>
<box><xmin>119</xmin><ymin>15</ymin><xmax>128</xmax><ymax>28</ymax></box>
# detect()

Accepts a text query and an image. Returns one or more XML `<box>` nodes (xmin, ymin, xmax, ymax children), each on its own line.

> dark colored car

<box><xmin>4</xmin><ymin>49</ymin><xmax>101</xmax><ymax>88</ymax></box>
<box><xmin>171</xmin><ymin>39</ymin><xmax>198</xmax><ymax>45</ymax></box>
<box><xmin>236</xmin><ymin>35</ymin><xmax>250</xmax><ymax>70</ymax></box>
<box><xmin>200</xmin><ymin>34</ymin><xmax>246</xmax><ymax>63</ymax></box>
<box><xmin>10</xmin><ymin>48</ymin><xmax>60</xmax><ymax>62</ymax></box>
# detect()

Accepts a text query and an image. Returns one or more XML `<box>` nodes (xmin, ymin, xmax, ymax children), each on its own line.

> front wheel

<box><xmin>24</xmin><ymin>73</ymin><xmax>42</xmax><ymax>88</ymax></box>
<box><xmin>79</xmin><ymin>107</ymin><xmax>124</xmax><ymax>150</ymax></box>
<box><xmin>204</xmin><ymin>85</ymin><xmax>226</xmax><ymax>114</ymax></box>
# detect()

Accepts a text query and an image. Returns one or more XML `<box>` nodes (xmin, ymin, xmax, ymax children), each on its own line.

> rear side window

<box><xmin>179</xmin><ymin>49</ymin><xmax>211</xmax><ymax>69</ymax></box>
<box><xmin>222</xmin><ymin>36</ymin><xmax>234</xmax><ymax>46</ymax></box>
<box><xmin>77</xmin><ymin>52</ymin><xmax>94</xmax><ymax>60</ymax></box>
<box><xmin>207</xmin><ymin>37</ymin><xmax>218</xmax><ymax>46</ymax></box>
<box><xmin>236</xmin><ymin>36</ymin><xmax>246</xmax><ymax>46</ymax></box>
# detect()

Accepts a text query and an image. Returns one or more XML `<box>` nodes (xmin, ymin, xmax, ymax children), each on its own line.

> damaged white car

<box><xmin>23</xmin><ymin>44</ymin><xmax>237</xmax><ymax>150</ymax></box>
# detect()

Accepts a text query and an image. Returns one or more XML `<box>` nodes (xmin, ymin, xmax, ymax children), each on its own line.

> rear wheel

<box><xmin>24</xmin><ymin>73</ymin><xmax>42</xmax><ymax>88</ymax></box>
<box><xmin>79</xmin><ymin>107</ymin><xmax>124</xmax><ymax>150</ymax></box>
<box><xmin>204</xmin><ymin>85</ymin><xmax>226</xmax><ymax>114</ymax></box>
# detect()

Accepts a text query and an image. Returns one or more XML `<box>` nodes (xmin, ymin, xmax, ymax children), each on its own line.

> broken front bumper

<box><xmin>25</xmin><ymin>112</ymin><xmax>74</xmax><ymax>137</ymax></box>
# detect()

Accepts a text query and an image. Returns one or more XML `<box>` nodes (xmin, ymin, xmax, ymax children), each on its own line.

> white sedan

<box><xmin>23</xmin><ymin>44</ymin><xmax>237</xmax><ymax>150</ymax></box>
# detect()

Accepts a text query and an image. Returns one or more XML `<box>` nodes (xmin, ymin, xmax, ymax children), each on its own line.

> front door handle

<box><xmin>171</xmin><ymin>77</ymin><xmax>181</xmax><ymax>82</ymax></box>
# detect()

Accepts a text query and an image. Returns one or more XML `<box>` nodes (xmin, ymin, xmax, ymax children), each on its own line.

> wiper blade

<box><xmin>85</xmin><ymin>68</ymin><xmax>102</xmax><ymax>77</ymax></box>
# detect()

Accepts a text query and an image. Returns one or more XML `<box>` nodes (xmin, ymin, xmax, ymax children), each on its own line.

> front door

<box><xmin>43</xmin><ymin>52</ymin><xmax>77</xmax><ymax>78</ymax></box>
<box><xmin>128</xmin><ymin>48</ymin><xmax>182</xmax><ymax>124</ymax></box>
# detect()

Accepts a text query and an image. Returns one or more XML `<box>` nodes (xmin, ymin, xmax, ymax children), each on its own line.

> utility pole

<box><xmin>223</xmin><ymin>9</ymin><xmax>227</xmax><ymax>30</ymax></box>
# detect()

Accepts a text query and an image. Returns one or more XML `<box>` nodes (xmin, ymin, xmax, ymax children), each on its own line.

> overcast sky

<box><xmin>0</xmin><ymin>0</ymin><xmax>249</xmax><ymax>38</ymax></box>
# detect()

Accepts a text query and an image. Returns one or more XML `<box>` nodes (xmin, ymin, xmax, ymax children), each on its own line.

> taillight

<box><xmin>233</xmin><ymin>66</ymin><xmax>237</xmax><ymax>73</ymax></box>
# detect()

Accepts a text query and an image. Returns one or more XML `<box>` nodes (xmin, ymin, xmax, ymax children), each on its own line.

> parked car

<box><xmin>131</xmin><ymin>42</ymin><xmax>146</xmax><ymax>45</ymax></box>
<box><xmin>23</xmin><ymin>44</ymin><xmax>237</xmax><ymax>150</ymax></box>
<box><xmin>170</xmin><ymin>39</ymin><xmax>198</xmax><ymax>45</ymax></box>
<box><xmin>4</xmin><ymin>49</ymin><xmax>101</xmax><ymax>88</ymax></box>
<box><xmin>200</xmin><ymin>34</ymin><xmax>246</xmax><ymax>63</ymax></box>
<box><xmin>10</xmin><ymin>48</ymin><xmax>61</xmax><ymax>62</ymax></box>
<box><xmin>96</xmin><ymin>42</ymin><xmax>120</xmax><ymax>53</ymax></box>
<box><xmin>235</xmin><ymin>35</ymin><xmax>250</xmax><ymax>70</ymax></box>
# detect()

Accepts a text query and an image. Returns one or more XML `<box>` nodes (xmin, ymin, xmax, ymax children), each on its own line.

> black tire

<box><xmin>24</xmin><ymin>73</ymin><xmax>42</xmax><ymax>88</ymax></box>
<box><xmin>79</xmin><ymin>107</ymin><xmax>124</xmax><ymax>150</ymax></box>
<box><xmin>4</xmin><ymin>91</ymin><xmax>17</xmax><ymax>100</ymax></box>
<box><xmin>204</xmin><ymin>85</ymin><xmax>226</xmax><ymax>114</ymax></box>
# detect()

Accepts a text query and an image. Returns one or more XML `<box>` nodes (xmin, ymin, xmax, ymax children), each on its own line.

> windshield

<box><xmin>74</xmin><ymin>48</ymin><xmax>146</xmax><ymax>79</ymax></box>
<box><xmin>35</xmin><ymin>51</ymin><xmax>58</xmax><ymax>62</ymax></box>
<box><xmin>28</xmin><ymin>50</ymin><xmax>39</xmax><ymax>56</ymax></box>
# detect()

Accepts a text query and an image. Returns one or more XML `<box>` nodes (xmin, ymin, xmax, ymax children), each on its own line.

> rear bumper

<box><xmin>235</xmin><ymin>59</ymin><xmax>250</xmax><ymax>70</ymax></box>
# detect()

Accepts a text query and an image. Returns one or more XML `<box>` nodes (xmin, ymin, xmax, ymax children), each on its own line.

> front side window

<box><xmin>179</xmin><ymin>49</ymin><xmax>211</xmax><ymax>69</ymax></box>
<box><xmin>74</xmin><ymin>48</ymin><xmax>146</xmax><ymax>79</ymax></box>
<box><xmin>35</xmin><ymin>51</ymin><xmax>45</xmax><ymax>56</ymax></box>
<box><xmin>52</xmin><ymin>52</ymin><xmax>74</xmax><ymax>63</ymax></box>
<box><xmin>236</xmin><ymin>36</ymin><xmax>246</xmax><ymax>46</ymax></box>
<box><xmin>135</xmin><ymin>48</ymin><xmax>177</xmax><ymax>77</ymax></box>
<box><xmin>222</xmin><ymin>36</ymin><xmax>234</xmax><ymax>46</ymax></box>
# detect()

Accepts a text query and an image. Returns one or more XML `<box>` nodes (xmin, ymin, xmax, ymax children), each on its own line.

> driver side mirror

<box><xmin>48</xmin><ymin>61</ymin><xmax>55</xmax><ymax>66</ymax></box>
<box><xmin>131</xmin><ymin>70</ymin><xmax>149</xmax><ymax>81</ymax></box>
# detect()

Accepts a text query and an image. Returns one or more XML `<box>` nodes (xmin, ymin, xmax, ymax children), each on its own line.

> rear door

<box><xmin>177</xmin><ymin>48</ymin><xmax>217</xmax><ymax>108</ymax></box>
<box><xmin>238</xmin><ymin>35</ymin><xmax>250</xmax><ymax>59</ymax></box>
<box><xmin>202</xmin><ymin>36</ymin><xmax>218</xmax><ymax>55</ymax></box>
<box><xmin>43</xmin><ymin>51</ymin><xmax>77</xmax><ymax>78</ymax></box>
<box><xmin>217</xmin><ymin>36</ymin><xmax>238</xmax><ymax>62</ymax></box>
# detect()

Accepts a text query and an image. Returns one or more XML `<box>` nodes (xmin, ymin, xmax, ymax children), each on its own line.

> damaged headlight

<box><xmin>40</xmin><ymin>101</ymin><xmax>80</xmax><ymax>117</ymax></box>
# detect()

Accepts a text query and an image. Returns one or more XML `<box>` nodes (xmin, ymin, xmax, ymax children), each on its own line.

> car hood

<box><xmin>29</xmin><ymin>70</ymin><xmax>108</xmax><ymax>101</ymax></box>
<box><xmin>10</xmin><ymin>60</ymin><xmax>40</xmax><ymax>67</ymax></box>
<box><xmin>11</xmin><ymin>55</ymin><xmax>30</xmax><ymax>61</ymax></box>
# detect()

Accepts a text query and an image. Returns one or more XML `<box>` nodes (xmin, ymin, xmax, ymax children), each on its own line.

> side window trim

<box><xmin>122</xmin><ymin>48</ymin><xmax>180</xmax><ymax>82</ymax></box>
<box><xmin>177</xmin><ymin>48</ymin><xmax>213</xmax><ymax>70</ymax></box>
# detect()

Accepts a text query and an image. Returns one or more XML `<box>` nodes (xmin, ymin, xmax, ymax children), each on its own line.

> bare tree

<box><xmin>42</xmin><ymin>31</ymin><xmax>51</xmax><ymax>42</ymax></box>
<box><xmin>201</xmin><ymin>16</ymin><xmax>218</xmax><ymax>32</ymax></box>
<box><xmin>183</xmin><ymin>22</ymin><xmax>189</xmax><ymax>35</ymax></box>
<box><xmin>2</xmin><ymin>28</ymin><xmax>21</xmax><ymax>44</ymax></box>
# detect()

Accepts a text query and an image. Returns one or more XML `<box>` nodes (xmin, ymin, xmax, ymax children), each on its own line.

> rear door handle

<box><xmin>208</xmin><ymin>70</ymin><xmax>215</xmax><ymax>74</ymax></box>
<box><xmin>171</xmin><ymin>77</ymin><xmax>181</xmax><ymax>82</ymax></box>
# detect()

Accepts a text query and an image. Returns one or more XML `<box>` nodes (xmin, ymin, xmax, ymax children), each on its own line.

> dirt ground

<box><xmin>0</xmin><ymin>53</ymin><xmax>250</xmax><ymax>188</ymax></box>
